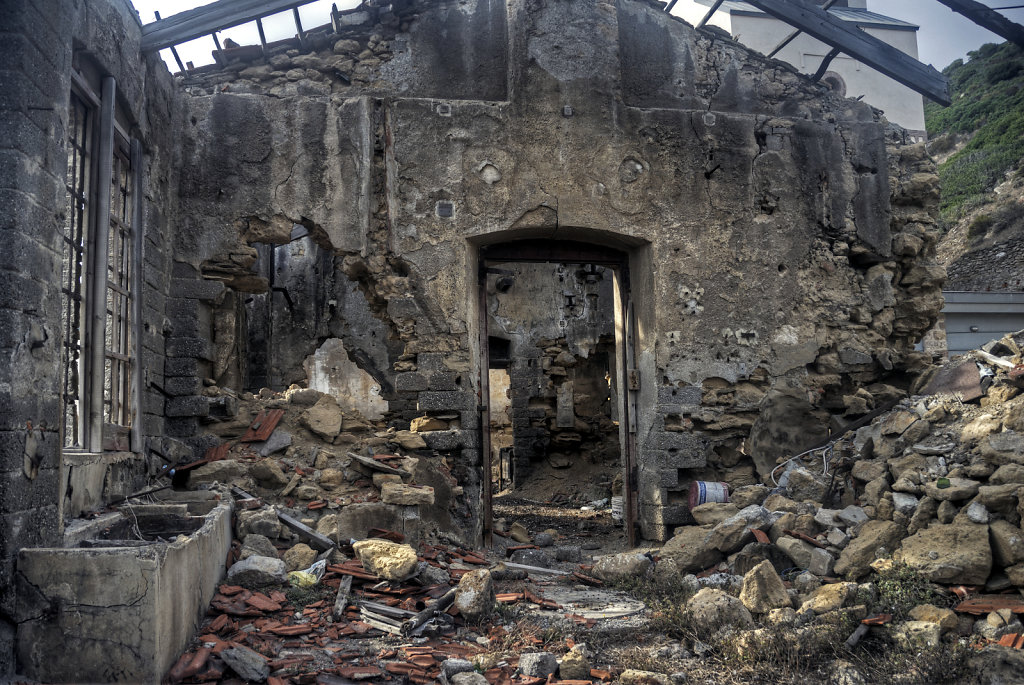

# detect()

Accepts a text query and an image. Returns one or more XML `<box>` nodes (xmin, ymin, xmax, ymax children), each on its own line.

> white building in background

<box><xmin>672</xmin><ymin>0</ymin><xmax>927</xmax><ymax>140</ymax></box>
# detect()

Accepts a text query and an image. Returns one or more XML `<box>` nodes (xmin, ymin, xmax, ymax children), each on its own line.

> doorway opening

<box><xmin>478</xmin><ymin>240</ymin><xmax>639</xmax><ymax>548</ymax></box>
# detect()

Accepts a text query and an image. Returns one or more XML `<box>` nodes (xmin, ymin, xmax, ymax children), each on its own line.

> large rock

<box><xmin>705</xmin><ymin>505</ymin><xmax>776</xmax><ymax>554</ymax></box>
<box><xmin>776</xmin><ymin>536</ymin><xmax>816</xmax><ymax>569</ymax></box>
<box><xmin>283</xmin><ymin>543</ymin><xmax>316</xmax><ymax>572</ymax></box>
<box><xmin>227</xmin><ymin>556</ymin><xmax>288</xmax><ymax>586</ymax></box>
<box><xmin>353</xmin><ymin>539</ymin><xmax>419</xmax><ymax>581</ymax></box>
<box><xmin>237</xmin><ymin>508</ymin><xmax>282</xmax><ymax>539</ymax></box>
<box><xmin>250</xmin><ymin>459</ymin><xmax>290</xmax><ymax>488</ymax></box>
<box><xmin>685</xmin><ymin>588</ymin><xmax>754</xmax><ymax>630</ymax></box>
<box><xmin>390</xmin><ymin>430</ymin><xmax>427</xmax><ymax>450</ymax></box>
<box><xmin>241</xmin><ymin>534</ymin><xmax>278</xmax><ymax>560</ymax></box>
<box><xmin>518</xmin><ymin>652</ymin><xmax>558</xmax><ymax>678</ymax></box>
<box><xmin>190</xmin><ymin>459</ymin><xmax>246</xmax><ymax>486</ymax></box>
<box><xmin>908</xmin><ymin>604</ymin><xmax>959</xmax><ymax>633</ymax></box>
<box><xmin>381</xmin><ymin>483</ymin><xmax>435</xmax><ymax>505</ymax></box>
<box><xmin>989</xmin><ymin>464</ymin><xmax>1024</xmax><ymax>485</ymax></box>
<box><xmin>739</xmin><ymin>560</ymin><xmax>791</xmax><ymax>613</ymax></box>
<box><xmin>454</xmin><ymin>569</ymin><xmax>495</xmax><ymax>622</ymax></box>
<box><xmin>834</xmin><ymin>520</ymin><xmax>906</xmax><ymax>579</ymax></box>
<box><xmin>558</xmin><ymin>647</ymin><xmax>591</xmax><ymax>680</ymax></box>
<box><xmin>990</xmin><ymin>520</ymin><xmax>1024</xmax><ymax>567</ymax></box>
<box><xmin>922</xmin><ymin>478</ymin><xmax>981</xmax><ymax>501</ymax></box>
<box><xmin>981</xmin><ymin>431</ymin><xmax>1024</xmax><ymax>465</ymax></box>
<box><xmin>785</xmin><ymin>467</ymin><xmax>829</xmax><ymax>503</ymax></box>
<box><xmin>803</xmin><ymin>581</ymin><xmax>857</xmax><ymax>614</ymax></box>
<box><xmin>896</xmin><ymin>522</ymin><xmax>992</xmax><ymax>585</ymax></box>
<box><xmin>662</xmin><ymin>525</ymin><xmax>722</xmax><ymax>572</ymax></box>
<box><xmin>302</xmin><ymin>395</ymin><xmax>344</xmax><ymax>441</ymax></box>
<box><xmin>592</xmin><ymin>552</ymin><xmax>652</xmax><ymax>582</ymax></box>
<box><xmin>691</xmin><ymin>502</ymin><xmax>739</xmax><ymax>526</ymax></box>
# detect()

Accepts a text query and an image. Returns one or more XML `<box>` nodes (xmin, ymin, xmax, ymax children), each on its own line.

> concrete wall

<box><xmin>16</xmin><ymin>501</ymin><xmax>232</xmax><ymax>684</ymax></box>
<box><xmin>174</xmin><ymin>0</ymin><xmax>944</xmax><ymax>541</ymax></box>
<box><xmin>0</xmin><ymin>0</ymin><xmax>183</xmax><ymax>673</ymax></box>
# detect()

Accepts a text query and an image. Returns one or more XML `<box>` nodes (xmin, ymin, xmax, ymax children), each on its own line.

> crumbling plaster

<box><xmin>172</xmin><ymin>0</ymin><xmax>945</xmax><ymax>541</ymax></box>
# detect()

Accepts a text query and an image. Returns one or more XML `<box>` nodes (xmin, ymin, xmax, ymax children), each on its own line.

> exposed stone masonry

<box><xmin>1</xmin><ymin>0</ymin><xmax>948</xmax><ymax>674</ymax></box>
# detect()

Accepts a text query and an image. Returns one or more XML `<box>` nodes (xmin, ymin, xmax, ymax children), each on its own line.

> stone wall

<box><xmin>173</xmin><ymin>0</ymin><xmax>945</xmax><ymax>542</ymax></box>
<box><xmin>0</xmin><ymin>0</ymin><xmax>182</xmax><ymax>673</ymax></box>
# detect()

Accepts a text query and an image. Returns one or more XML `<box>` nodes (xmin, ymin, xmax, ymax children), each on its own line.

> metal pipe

<box><xmin>87</xmin><ymin>76</ymin><xmax>116</xmax><ymax>453</ymax></box>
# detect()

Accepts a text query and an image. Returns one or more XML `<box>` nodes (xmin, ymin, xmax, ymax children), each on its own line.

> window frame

<box><xmin>62</xmin><ymin>71</ymin><xmax>144</xmax><ymax>455</ymax></box>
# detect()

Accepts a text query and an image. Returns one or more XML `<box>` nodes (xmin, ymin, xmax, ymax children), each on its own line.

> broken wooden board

<box><xmin>278</xmin><ymin>510</ymin><xmax>336</xmax><ymax>552</ymax></box>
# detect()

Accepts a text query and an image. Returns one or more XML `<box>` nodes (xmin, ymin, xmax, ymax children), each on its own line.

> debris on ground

<box><xmin>158</xmin><ymin>331</ymin><xmax>1024</xmax><ymax>683</ymax></box>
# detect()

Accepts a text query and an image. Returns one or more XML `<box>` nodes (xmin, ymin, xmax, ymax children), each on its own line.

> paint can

<box><xmin>688</xmin><ymin>481</ymin><xmax>729</xmax><ymax>509</ymax></box>
<box><xmin>611</xmin><ymin>496</ymin><xmax>624</xmax><ymax>521</ymax></box>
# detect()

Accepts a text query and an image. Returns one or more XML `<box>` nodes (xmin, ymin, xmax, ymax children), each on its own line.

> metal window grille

<box><xmin>104</xmin><ymin>141</ymin><xmax>134</xmax><ymax>428</ymax></box>
<box><xmin>61</xmin><ymin>93</ymin><xmax>91</xmax><ymax>448</ymax></box>
<box><xmin>61</xmin><ymin>77</ymin><xmax>138</xmax><ymax>451</ymax></box>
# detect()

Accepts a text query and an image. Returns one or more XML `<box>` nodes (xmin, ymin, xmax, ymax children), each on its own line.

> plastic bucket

<box><xmin>689</xmin><ymin>481</ymin><xmax>729</xmax><ymax>510</ymax></box>
<box><xmin>611</xmin><ymin>496</ymin><xmax>624</xmax><ymax>521</ymax></box>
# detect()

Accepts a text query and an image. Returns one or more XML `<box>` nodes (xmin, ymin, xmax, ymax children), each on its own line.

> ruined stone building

<box><xmin>1</xmin><ymin>0</ymin><xmax>945</xmax><ymax>674</ymax></box>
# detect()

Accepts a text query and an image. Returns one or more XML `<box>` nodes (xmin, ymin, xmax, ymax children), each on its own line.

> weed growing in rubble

<box><xmin>608</xmin><ymin>574</ymin><xmax>699</xmax><ymax>640</ymax></box>
<box><xmin>873</xmin><ymin>563</ymin><xmax>944</xmax><ymax>620</ymax></box>
<box><xmin>285</xmin><ymin>583</ymin><xmax>334</xmax><ymax>609</ymax></box>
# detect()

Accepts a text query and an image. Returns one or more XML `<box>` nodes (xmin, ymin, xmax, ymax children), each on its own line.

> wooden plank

<box><xmin>278</xmin><ymin>509</ymin><xmax>337</xmax><ymax>551</ymax></box>
<box><xmin>934</xmin><ymin>0</ymin><xmax>1024</xmax><ymax>51</ymax></box>
<box><xmin>742</xmin><ymin>0</ymin><xmax>951</xmax><ymax>105</ymax></box>
<box><xmin>141</xmin><ymin>0</ymin><xmax>319</xmax><ymax>51</ymax></box>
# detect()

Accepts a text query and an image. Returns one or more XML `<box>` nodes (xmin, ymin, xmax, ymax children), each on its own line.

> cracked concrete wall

<box><xmin>15</xmin><ymin>502</ymin><xmax>232</xmax><ymax>684</ymax></box>
<box><xmin>174</xmin><ymin>0</ymin><xmax>943</xmax><ymax>542</ymax></box>
<box><xmin>1</xmin><ymin>0</ymin><xmax>184</xmax><ymax>673</ymax></box>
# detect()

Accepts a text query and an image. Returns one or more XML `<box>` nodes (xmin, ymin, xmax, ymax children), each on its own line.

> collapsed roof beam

<box><xmin>743</xmin><ymin>0</ymin><xmax>951</xmax><ymax>104</ymax></box>
<box><xmin>140</xmin><ymin>0</ymin><xmax>317</xmax><ymax>52</ymax></box>
<box><xmin>934</xmin><ymin>0</ymin><xmax>1024</xmax><ymax>50</ymax></box>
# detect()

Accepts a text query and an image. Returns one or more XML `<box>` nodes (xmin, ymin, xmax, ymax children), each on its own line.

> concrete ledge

<box><xmin>16</xmin><ymin>497</ymin><xmax>232</xmax><ymax>684</ymax></box>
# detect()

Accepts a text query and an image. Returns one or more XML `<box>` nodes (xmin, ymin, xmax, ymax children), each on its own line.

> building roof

<box><xmin>692</xmin><ymin>0</ymin><xmax>919</xmax><ymax>31</ymax></box>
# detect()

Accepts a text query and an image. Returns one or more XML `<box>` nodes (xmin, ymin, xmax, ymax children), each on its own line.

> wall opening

<box><xmin>477</xmin><ymin>239</ymin><xmax>639</xmax><ymax>546</ymax></box>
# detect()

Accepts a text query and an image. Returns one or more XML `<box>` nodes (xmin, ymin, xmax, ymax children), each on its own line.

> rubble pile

<box><xmin>159</xmin><ymin>334</ymin><xmax>1024</xmax><ymax>683</ymax></box>
<box><xmin>639</xmin><ymin>333</ymin><xmax>1024</xmax><ymax>680</ymax></box>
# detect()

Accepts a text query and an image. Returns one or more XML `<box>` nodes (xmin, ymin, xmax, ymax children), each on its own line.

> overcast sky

<box><xmin>134</xmin><ymin>0</ymin><xmax>1021</xmax><ymax>72</ymax></box>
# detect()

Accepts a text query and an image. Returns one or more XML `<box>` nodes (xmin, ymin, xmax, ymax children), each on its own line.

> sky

<box><xmin>871</xmin><ymin>0</ymin><xmax>1023</xmax><ymax>70</ymax></box>
<box><xmin>132</xmin><ymin>0</ymin><xmax>1023</xmax><ymax>73</ymax></box>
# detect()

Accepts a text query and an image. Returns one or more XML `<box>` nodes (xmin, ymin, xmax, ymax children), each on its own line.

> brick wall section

<box><xmin>0</xmin><ymin>0</ymin><xmax>74</xmax><ymax>672</ymax></box>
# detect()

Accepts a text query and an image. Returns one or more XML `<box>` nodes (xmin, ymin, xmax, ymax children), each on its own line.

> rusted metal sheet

<box><xmin>240</xmin><ymin>408</ymin><xmax>285</xmax><ymax>442</ymax></box>
<box><xmin>956</xmin><ymin>595</ymin><xmax>1024</xmax><ymax>615</ymax></box>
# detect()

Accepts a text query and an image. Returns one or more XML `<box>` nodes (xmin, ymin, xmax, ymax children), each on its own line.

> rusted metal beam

<box><xmin>141</xmin><ymin>0</ymin><xmax>319</xmax><ymax>52</ymax></box>
<box><xmin>744</xmin><ymin>0</ymin><xmax>950</xmax><ymax>104</ymax></box>
<box><xmin>934</xmin><ymin>0</ymin><xmax>1024</xmax><ymax>50</ymax></box>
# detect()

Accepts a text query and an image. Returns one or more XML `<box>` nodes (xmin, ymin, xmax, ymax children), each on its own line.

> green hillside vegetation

<box><xmin>925</xmin><ymin>41</ymin><xmax>1024</xmax><ymax>224</ymax></box>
